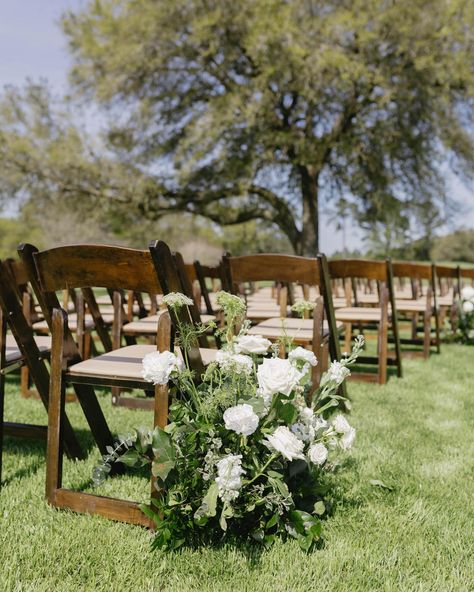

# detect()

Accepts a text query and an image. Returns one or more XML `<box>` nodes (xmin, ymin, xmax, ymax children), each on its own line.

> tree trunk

<box><xmin>296</xmin><ymin>165</ymin><xmax>319</xmax><ymax>256</ymax></box>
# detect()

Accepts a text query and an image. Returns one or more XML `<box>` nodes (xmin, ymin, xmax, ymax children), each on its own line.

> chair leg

<box><xmin>434</xmin><ymin>310</ymin><xmax>441</xmax><ymax>354</ymax></box>
<box><xmin>377</xmin><ymin>290</ymin><xmax>389</xmax><ymax>384</ymax></box>
<box><xmin>344</xmin><ymin>322</ymin><xmax>352</xmax><ymax>353</ymax></box>
<box><xmin>423</xmin><ymin>310</ymin><xmax>431</xmax><ymax>359</ymax></box>
<box><xmin>0</xmin><ymin>371</ymin><xmax>4</xmax><ymax>489</ymax></box>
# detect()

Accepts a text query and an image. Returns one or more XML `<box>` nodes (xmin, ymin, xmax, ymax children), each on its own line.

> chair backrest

<box><xmin>435</xmin><ymin>264</ymin><xmax>460</xmax><ymax>296</ymax></box>
<box><xmin>460</xmin><ymin>267</ymin><xmax>474</xmax><ymax>285</ymax></box>
<box><xmin>194</xmin><ymin>260</ymin><xmax>226</xmax><ymax>314</ymax></box>
<box><xmin>328</xmin><ymin>259</ymin><xmax>388</xmax><ymax>282</ymax></box>
<box><xmin>392</xmin><ymin>261</ymin><xmax>436</xmax><ymax>304</ymax></box>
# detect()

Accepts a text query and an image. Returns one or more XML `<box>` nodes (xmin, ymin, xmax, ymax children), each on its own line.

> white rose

<box><xmin>288</xmin><ymin>346</ymin><xmax>317</xmax><ymax>367</ymax></box>
<box><xmin>339</xmin><ymin>427</ymin><xmax>356</xmax><ymax>450</ymax></box>
<box><xmin>215</xmin><ymin>454</ymin><xmax>245</xmax><ymax>502</ymax></box>
<box><xmin>223</xmin><ymin>404</ymin><xmax>259</xmax><ymax>436</ymax></box>
<box><xmin>216</xmin><ymin>350</ymin><xmax>253</xmax><ymax>375</ymax></box>
<box><xmin>308</xmin><ymin>443</ymin><xmax>328</xmax><ymax>466</ymax></box>
<box><xmin>257</xmin><ymin>358</ymin><xmax>301</xmax><ymax>402</ymax></box>
<box><xmin>461</xmin><ymin>286</ymin><xmax>474</xmax><ymax>301</ymax></box>
<box><xmin>332</xmin><ymin>414</ymin><xmax>352</xmax><ymax>434</ymax></box>
<box><xmin>234</xmin><ymin>335</ymin><xmax>271</xmax><ymax>355</ymax></box>
<box><xmin>264</xmin><ymin>426</ymin><xmax>305</xmax><ymax>461</ymax></box>
<box><xmin>462</xmin><ymin>300</ymin><xmax>474</xmax><ymax>313</ymax></box>
<box><xmin>141</xmin><ymin>350</ymin><xmax>183</xmax><ymax>385</ymax></box>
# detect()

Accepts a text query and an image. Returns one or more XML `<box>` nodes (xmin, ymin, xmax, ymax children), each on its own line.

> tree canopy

<box><xmin>1</xmin><ymin>0</ymin><xmax>473</xmax><ymax>254</ymax></box>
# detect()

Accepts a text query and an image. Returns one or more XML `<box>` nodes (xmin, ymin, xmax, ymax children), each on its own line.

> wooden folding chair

<box><xmin>219</xmin><ymin>252</ymin><xmax>343</xmax><ymax>392</ymax></box>
<box><xmin>328</xmin><ymin>258</ymin><xmax>402</xmax><ymax>384</ymax></box>
<box><xmin>460</xmin><ymin>267</ymin><xmax>474</xmax><ymax>289</ymax></box>
<box><xmin>392</xmin><ymin>262</ymin><xmax>440</xmax><ymax>358</ymax></box>
<box><xmin>194</xmin><ymin>260</ymin><xmax>226</xmax><ymax>315</ymax></box>
<box><xmin>0</xmin><ymin>260</ymin><xmax>85</xmax><ymax>489</ymax></box>
<box><xmin>23</xmin><ymin>243</ymin><xmax>185</xmax><ymax>525</ymax></box>
<box><xmin>435</xmin><ymin>265</ymin><xmax>460</xmax><ymax>333</ymax></box>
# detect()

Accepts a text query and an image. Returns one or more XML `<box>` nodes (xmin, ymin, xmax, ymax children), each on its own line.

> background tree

<box><xmin>0</xmin><ymin>0</ymin><xmax>473</xmax><ymax>255</ymax></box>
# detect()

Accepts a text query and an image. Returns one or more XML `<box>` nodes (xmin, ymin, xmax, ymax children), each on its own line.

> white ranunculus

<box><xmin>308</xmin><ymin>443</ymin><xmax>328</xmax><ymax>466</ymax></box>
<box><xmin>234</xmin><ymin>335</ymin><xmax>271</xmax><ymax>355</ymax></box>
<box><xmin>215</xmin><ymin>350</ymin><xmax>253</xmax><ymax>375</ymax></box>
<box><xmin>264</xmin><ymin>426</ymin><xmax>305</xmax><ymax>461</ymax></box>
<box><xmin>462</xmin><ymin>300</ymin><xmax>474</xmax><ymax>314</ymax></box>
<box><xmin>142</xmin><ymin>350</ymin><xmax>183</xmax><ymax>385</ymax></box>
<box><xmin>288</xmin><ymin>346</ymin><xmax>318</xmax><ymax>367</ymax></box>
<box><xmin>339</xmin><ymin>427</ymin><xmax>356</xmax><ymax>450</ymax></box>
<box><xmin>461</xmin><ymin>286</ymin><xmax>474</xmax><ymax>301</ymax></box>
<box><xmin>326</xmin><ymin>361</ymin><xmax>351</xmax><ymax>385</ymax></box>
<box><xmin>215</xmin><ymin>454</ymin><xmax>245</xmax><ymax>502</ymax></box>
<box><xmin>257</xmin><ymin>358</ymin><xmax>302</xmax><ymax>402</ymax></box>
<box><xmin>332</xmin><ymin>414</ymin><xmax>352</xmax><ymax>434</ymax></box>
<box><xmin>223</xmin><ymin>404</ymin><xmax>259</xmax><ymax>436</ymax></box>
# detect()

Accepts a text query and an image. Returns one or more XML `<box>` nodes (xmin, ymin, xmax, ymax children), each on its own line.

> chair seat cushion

<box><xmin>67</xmin><ymin>344</ymin><xmax>217</xmax><ymax>381</ymax></box>
<box><xmin>335</xmin><ymin>307</ymin><xmax>383</xmax><ymax>322</ymax></box>
<box><xmin>395</xmin><ymin>300</ymin><xmax>432</xmax><ymax>313</ymax></box>
<box><xmin>247</xmin><ymin>318</ymin><xmax>343</xmax><ymax>344</ymax></box>
<box><xmin>4</xmin><ymin>334</ymin><xmax>51</xmax><ymax>364</ymax></box>
<box><xmin>33</xmin><ymin>313</ymin><xmax>95</xmax><ymax>333</ymax></box>
<box><xmin>122</xmin><ymin>312</ymin><xmax>167</xmax><ymax>335</ymax></box>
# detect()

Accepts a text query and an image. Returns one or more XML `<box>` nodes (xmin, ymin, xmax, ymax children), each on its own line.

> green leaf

<box><xmin>313</xmin><ymin>501</ymin><xmax>326</xmax><ymax>516</ymax></box>
<box><xmin>370</xmin><ymin>479</ymin><xmax>394</xmax><ymax>491</ymax></box>
<box><xmin>151</xmin><ymin>426</ymin><xmax>175</xmax><ymax>481</ymax></box>
<box><xmin>194</xmin><ymin>482</ymin><xmax>218</xmax><ymax>520</ymax></box>
<box><xmin>266</xmin><ymin>513</ymin><xmax>279</xmax><ymax>529</ymax></box>
<box><xmin>276</xmin><ymin>401</ymin><xmax>298</xmax><ymax>424</ymax></box>
<box><xmin>240</xmin><ymin>396</ymin><xmax>267</xmax><ymax>417</ymax></box>
<box><xmin>119</xmin><ymin>449</ymin><xmax>140</xmax><ymax>467</ymax></box>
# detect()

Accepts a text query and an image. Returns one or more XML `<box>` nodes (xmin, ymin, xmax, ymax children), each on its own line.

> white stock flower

<box><xmin>340</xmin><ymin>427</ymin><xmax>356</xmax><ymax>450</ymax></box>
<box><xmin>162</xmin><ymin>292</ymin><xmax>194</xmax><ymax>308</ymax></box>
<box><xmin>308</xmin><ymin>443</ymin><xmax>328</xmax><ymax>466</ymax></box>
<box><xmin>462</xmin><ymin>300</ymin><xmax>474</xmax><ymax>314</ymax></box>
<box><xmin>288</xmin><ymin>347</ymin><xmax>318</xmax><ymax>368</ymax></box>
<box><xmin>461</xmin><ymin>286</ymin><xmax>474</xmax><ymax>301</ymax></box>
<box><xmin>264</xmin><ymin>426</ymin><xmax>305</xmax><ymax>461</ymax></box>
<box><xmin>141</xmin><ymin>350</ymin><xmax>183</xmax><ymax>385</ymax></box>
<box><xmin>257</xmin><ymin>358</ymin><xmax>301</xmax><ymax>403</ymax></box>
<box><xmin>215</xmin><ymin>350</ymin><xmax>253</xmax><ymax>375</ymax></box>
<box><xmin>326</xmin><ymin>361</ymin><xmax>351</xmax><ymax>385</ymax></box>
<box><xmin>223</xmin><ymin>404</ymin><xmax>259</xmax><ymax>436</ymax></box>
<box><xmin>332</xmin><ymin>414</ymin><xmax>351</xmax><ymax>434</ymax></box>
<box><xmin>215</xmin><ymin>454</ymin><xmax>245</xmax><ymax>502</ymax></box>
<box><xmin>234</xmin><ymin>335</ymin><xmax>271</xmax><ymax>355</ymax></box>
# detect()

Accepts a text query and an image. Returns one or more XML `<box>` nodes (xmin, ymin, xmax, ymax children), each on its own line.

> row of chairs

<box><xmin>1</xmin><ymin>240</ymin><xmax>472</xmax><ymax>527</ymax></box>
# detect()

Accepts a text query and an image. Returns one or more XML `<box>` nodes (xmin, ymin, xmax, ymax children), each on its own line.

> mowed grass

<box><xmin>1</xmin><ymin>344</ymin><xmax>474</xmax><ymax>592</ymax></box>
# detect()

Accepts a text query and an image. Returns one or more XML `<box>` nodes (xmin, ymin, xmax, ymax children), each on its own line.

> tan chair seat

<box><xmin>248</xmin><ymin>318</ymin><xmax>343</xmax><ymax>345</ymax></box>
<box><xmin>4</xmin><ymin>334</ymin><xmax>51</xmax><ymax>364</ymax></box>
<box><xmin>356</xmin><ymin>294</ymin><xmax>379</xmax><ymax>305</ymax></box>
<box><xmin>67</xmin><ymin>344</ymin><xmax>217</xmax><ymax>381</ymax></box>
<box><xmin>246</xmin><ymin>307</ymin><xmax>290</xmax><ymax>323</ymax></box>
<box><xmin>437</xmin><ymin>296</ymin><xmax>454</xmax><ymax>307</ymax></box>
<box><xmin>335</xmin><ymin>307</ymin><xmax>383</xmax><ymax>322</ymax></box>
<box><xmin>395</xmin><ymin>300</ymin><xmax>432</xmax><ymax>313</ymax></box>
<box><xmin>123</xmin><ymin>312</ymin><xmax>215</xmax><ymax>335</ymax></box>
<box><xmin>33</xmin><ymin>313</ymin><xmax>95</xmax><ymax>333</ymax></box>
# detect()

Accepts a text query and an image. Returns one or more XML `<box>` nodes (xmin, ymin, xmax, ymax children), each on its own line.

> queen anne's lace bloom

<box><xmin>215</xmin><ymin>350</ymin><xmax>253</xmax><ymax>375</ymax></box>
<box><xmin>223</xmin><ymin>404</ymin><xmax>259</xmax><ymax>436</ymax></box>
<box><xmin>215</xmin><ymin>454</ymin><xmax>245</xmax><ymax>502</ymax></box>
<box><xmin>163</xmin><ymin>292</ymin><xmax>194</xmax><ymax>308</ymax></box>
<box><xmin>264</xmin><ymin>426</ymin><xmax>305</xmax><ymax>461</ymax></box>
<box><xmin>257</xmin><ymin>358</ymin><xmax>302</xmax><ymax>405</ymax></box>
<box><xmin>234</xmin><ymin>335</ymin><xmax>271</xmax><ymax>355</ymax></box>
<box><xmin>142</xmin><ymin>350</ymin><xmax>183</xmax><ymax>385</ymax></box>
<box><xmin>308</xmin><ymin>443</ymin><xmax>328</xmax><ymax>466</ymax></box>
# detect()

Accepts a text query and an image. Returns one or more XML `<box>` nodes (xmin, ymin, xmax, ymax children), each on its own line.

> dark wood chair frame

<box><xmin>0</xmin><ymin>260</ymin><xmax>85</xmax><ymax>489</ymax></box>
<box><xmin>28</xmin><ymin>243</ymin><xmax>178</xmax><ymax>526</ymax></box>
<box><xmin>327</xmin><ymin>258</ymin><xmax>403</xmax><ymax>384</ymax></box>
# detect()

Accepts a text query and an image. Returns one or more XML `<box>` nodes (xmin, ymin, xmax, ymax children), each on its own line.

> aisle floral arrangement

<box><xmin>458</xmin><ymin>285</ymin><xmax>474</xmax><ymax>344</ymax></box>
<box><xmin>94</xmin><ymin>291</ymin><xmax>362</xmax><ymax>551</ymax></box>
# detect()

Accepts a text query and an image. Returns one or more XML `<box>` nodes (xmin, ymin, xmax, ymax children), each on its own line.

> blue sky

<box><xmin>0</xmin><ymin>0</ymin><xmax>472</xmax><ymax>253</ymax></box>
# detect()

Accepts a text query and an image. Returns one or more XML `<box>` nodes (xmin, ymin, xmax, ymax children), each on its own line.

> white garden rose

<box><xmin>339</xmin><ymin>427</ymin><xmax>356</xmax><ymax>450</ymax></box>
<box><xmin>288</xmin><ymin>346</ymin><xmax>317</xmax><ymax>367</ymax></box>
<box><xmin>264</xmin><ymin>426</ymin><xmax>305</xmax><ymax>461</ymax></box>
<box><xmin>461</xmin><ymin>286</ymin><xmax>474</xmax><ymax>301</ymax></box>
<box><xmin>234</xmin><ymin>335</ymin><xmax>272</xmax><ymax>355</ymax></box>
<box><xmin>215</xmin><ymin>454</ymin><xmax>245</xmax><ymax>502</ymax></box>
<box><xmin>141</xmin><ymin>350</ymin><xmax>183</xmax><ymax>385</ymax></box>
<box><xmin>223</xmin><ymin>404</ymin><xmax>259</xmax><ymax>436</ymax></box>
<box><xmin>256</xmin><ymin>358</ymin><xmax>302</xmax><ymax>403</ymax></box>
<box><xmin>308</xmin><ymin>443</ymin><xmax>328</xmax><ymax>466</ymax></box>
<box><xmin>215</xmin><ymin>350</ymin><xmax>253</xmax><ymax>375</ymax></box>
<box><xmin>462</xmin><ymin>300</ymin><xmax>474</xmax><ymax>313</ymax></box>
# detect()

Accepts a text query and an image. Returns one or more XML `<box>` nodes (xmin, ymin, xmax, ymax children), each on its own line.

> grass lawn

<box><xmin>1</xmin><ymin>343</ymin><xmax>473</xmax><ymax>591</ymax></box>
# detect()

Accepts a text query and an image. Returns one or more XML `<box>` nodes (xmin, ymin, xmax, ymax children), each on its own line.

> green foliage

<box><xmin>0</xmin><ymin>0</ymin><xmax>473</xmax><ymax>254</ymax></box>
